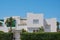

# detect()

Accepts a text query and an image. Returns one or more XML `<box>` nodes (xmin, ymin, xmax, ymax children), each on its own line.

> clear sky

<box><xmin>0</xmin><ymin>0</ymin><xmax>60</xmax><ymax>21</ymax></box>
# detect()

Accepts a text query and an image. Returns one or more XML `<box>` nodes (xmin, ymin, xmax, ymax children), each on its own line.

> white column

<box><xmin>14</xmin><ymin>30</ymin><xmax>21</xmax><ymax>40</ymax></box>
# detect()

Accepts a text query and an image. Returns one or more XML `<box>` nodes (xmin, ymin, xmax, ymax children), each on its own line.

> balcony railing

<box><xmin>18</xmin><ymin>24</ymin><xmax>27</xmax><ymax>26</ymax></box>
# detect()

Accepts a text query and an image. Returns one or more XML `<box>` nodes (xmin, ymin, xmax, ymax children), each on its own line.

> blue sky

<box><xmin>0</xmin><ymin>0</ymin><xmax>60</xmax><ymax>21</ymax></box>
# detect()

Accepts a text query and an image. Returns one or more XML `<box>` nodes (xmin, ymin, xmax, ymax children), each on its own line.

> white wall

<box><xmin>0</xmin><ymin>13</ymin><xmax>57</xmax><ymax>32</ymax></box>
<box><xmin>15</xmin><ymin>26</ymin><xmax>27</xmax><ymax>30</ymax></box>
<box><xmin>27</xmin><ymin>27</ymin><xmax>39</xmax><ymax>32</ymax></box>
<box><xmin>45</xmin><ymin>18</ymin><xmax>57</xmax><ymax>32</ymax></box>
<box><xmin>27</xmin><ymin>13</ymin><xmax>44</xmax><ymax>27</ymax></box>
<box><xmin>27</xmin><ymin>13</ymin><xmax>44</xmax><ymax>32</ymax></box>
<box><xmin>0</xmin><ymin>21</ymin><xmax>8</xmax><ymax>32</ymax></box>
<box><xmin>0</xmin><ymin>27</ymin><xmax>8</xmax><ymax>32</ymax></box>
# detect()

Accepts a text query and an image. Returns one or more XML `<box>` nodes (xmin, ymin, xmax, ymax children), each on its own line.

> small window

<box><xmin>33</xmin><ymin>30</ymin><xmax>39</xmax><ymax>32</ymax></box>
<box><xmin>33</xmin><ymin>19</ymin><xmax>39</xmax><ymax>24</ymax></box>
<box><xmin>33</xmin><ymin>30</ymin><xmax>35</xmax><ymax>32</ymax></box>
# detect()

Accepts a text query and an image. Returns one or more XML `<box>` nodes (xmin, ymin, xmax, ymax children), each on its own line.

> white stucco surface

<box><xmin>27</xmin><ymin>13</ymin><xmax>44</xmax><ymax>27</ymax></box>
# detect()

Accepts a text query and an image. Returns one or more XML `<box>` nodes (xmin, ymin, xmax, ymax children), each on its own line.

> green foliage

<box><xmin>5</xmin><ymin>17</ymin><xmax>16</xmax><ymax>27</ymax></box>
<box><xmin>20</xmin><ymin>32</ymin><xmax>60</xmax><ymax>40</ymax></box>
<box><xmin>5</xmin><ymin>17</ymin><xmax>16</xmax><ymax>32</ymax></box>
<box><xmin>39</xmin><ymin>27</ymin><xmax>44</xmax><ymax>32</ymax></box>
<box><xmin>0</xmin><ymin>31</ymin><xmax>4</xmax><ymax>33</ymax></box>
<box><xmin>57</xmin><ymin>22</ymin><xmax>60</xmax><ymax>31</ymax></box>
<box><xmin>21</xmin><ymin>29</ymin><xmax>27</xmax><ymax>33</ymax></box>
<box><xmin>0</xmin><ymin>31</ymin><xmax>13</xmax><ymax>40</ymax></box>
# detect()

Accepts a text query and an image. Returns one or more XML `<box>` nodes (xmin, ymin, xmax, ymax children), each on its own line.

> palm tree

<box><xmin>5</xmin><ymin>17</ymin><xmax>16</xmax><ymax>32</ymax></box>
<box><xmin>57</xmin><ymin>22</ymin><xmax>60</xmax><ymax>31</ymax></box>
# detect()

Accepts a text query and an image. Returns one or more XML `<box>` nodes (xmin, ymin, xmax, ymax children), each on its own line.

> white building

<box><xmin>0</xmin><ymin>13</ymin><xmax>57</xmax><ymax>32</ymax></box>
<box><xmin>0</xmin><ymin>13</ymin><xmax>57</xmax><ymax>40</ymax></box>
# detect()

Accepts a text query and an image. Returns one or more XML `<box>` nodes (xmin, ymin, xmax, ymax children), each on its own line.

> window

<box><xmin>33</xmin><ymin>19</ymin><xmax>39</xmax><ymax>24</ymax></box>
<box><xmin>33</xmin><ymin>30</ymin><xmax>39</xmax><ymax>32</ymax></box>
<box><xmin>33</xmin><ymin>30</ymin><xmax>35</xmax><ymax>32</ymax></box>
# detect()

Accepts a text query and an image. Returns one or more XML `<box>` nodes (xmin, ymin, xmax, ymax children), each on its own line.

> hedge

<box><xmin>0</xmin><ymin>31</ymin><xmax>13</xmax><ymax>40</ymax></box>
<box><xmin>20</xmin><ymin>32</ymin><xmax>60</xmax><ymax>40</ymax></box>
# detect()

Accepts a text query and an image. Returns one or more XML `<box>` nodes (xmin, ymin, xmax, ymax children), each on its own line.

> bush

<box><xmin>20</xmin><ymin>32</ymin><xmax>60</xmax><ymax>40</ymax></box>
<box><xmin>21</xmin><ymin>29</ymin><xmax>27</xmax><ymax>33</ymax></box>
<box><xmin>0</xmin><ymin>31</ymin><xmax>13</xmax><ymax>40</ymax></box>
<box><xmin>39</xmin><ymin>27</ymin><xmax>44</xmax><ymax>32</ymax></box>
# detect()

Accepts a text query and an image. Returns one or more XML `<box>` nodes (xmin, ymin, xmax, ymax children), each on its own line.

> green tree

<box><xmin>5</xmin><ymin>17</ymin><xmax>16</xmax><ymax>32</ymax></box>
<box><xmin>57</xmin><ymin>22</ymin><xmax>60</xmax><ymax>31</ymax></box>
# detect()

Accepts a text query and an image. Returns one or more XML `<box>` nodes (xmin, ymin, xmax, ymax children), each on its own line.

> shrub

<box><xmin>0</xmin><ymin>31</ymin><xmax>13</xmax><ymax>40</ymax></box>
<box><xmin>21</xmin><ymin>29</ymin><xmax>27</xmax><ymax>33</ymax></box>
<box><xmin>39</xmin><ymin>27</ymin><xmax>44</xmax><ymax>32</ymax></box>
<box><xmin>20</xmin><ymin>32</ymin><xmax>60</xmax><ymax>40</ymax></box>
